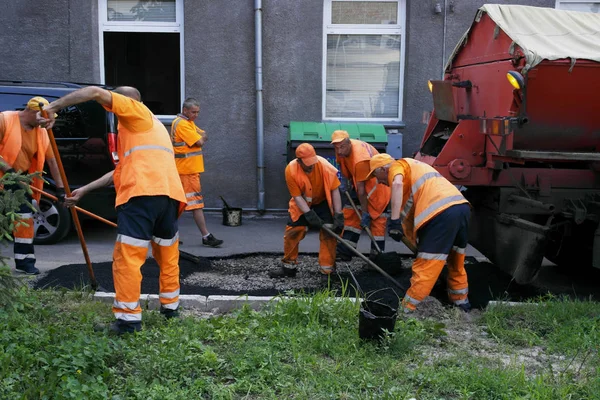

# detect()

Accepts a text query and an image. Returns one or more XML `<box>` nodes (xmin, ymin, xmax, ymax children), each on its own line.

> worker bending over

<box><xmin>46</xmin><ymin>86</ymin><xmax>186</xmax><ymax>334</ymax></box>
<box><xmin>0</xmin><ymin>97</ymin><xmax>65</xmax><ymax>275</ymax></box>
<box><xmin>366</xmin><ymin>154</ymin><xmax>472</xmax><ymax>313</ymax></box>
<box><xmin>331</xmin><ymin>130</ymin><xmax>391</xmax><ymax>260</ymax></box>
<box><xmin>269</xmin><ymin>143</ymin><xmax>344</xmax><ymax>278</ymax></box>
<box><xmin>171</xmin><ymin>98</ymin><xmax>223</xmax><ymax>247</ymax></box>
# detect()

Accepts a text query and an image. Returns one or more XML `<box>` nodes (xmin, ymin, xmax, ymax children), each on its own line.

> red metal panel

<box><xmin>449</xmin><ymin>13</ymin><xmax>516</xmax><ymax>69</ymax></box>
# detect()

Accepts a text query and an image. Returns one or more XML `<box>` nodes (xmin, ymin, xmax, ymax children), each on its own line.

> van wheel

<box><xmin>32</xmin><ymin>197</ymin><xmax>72</xmax><ymax>245</ymax></box>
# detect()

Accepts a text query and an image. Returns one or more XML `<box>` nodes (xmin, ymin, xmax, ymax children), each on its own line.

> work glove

<box><xmin>360</xmin><ymin>212</ymin><xmax>372</xmax><ymax>229</ymax></box>
<box><xmin>388</xmin><ymin>218</ymin><xmax>404</xmax><ymax>242</ymax></box>
<box><xmin>304</xmin><ymin>209</ymin><xmax>324</xmax><ymax>229</ymax></box>
<box><xmin>4</xmin><ymin>168</ymin><xmax>16</xmax><ymax>175</ymax></box>
<box><xmin>56</xmin><ymin>187</ymin><xmax>66</xmax><ymax>205</ymax></box>
<box><xmin>333</xmin><ymin>212</ymin><xmax>344</xmax><ymax>234</ymax></box>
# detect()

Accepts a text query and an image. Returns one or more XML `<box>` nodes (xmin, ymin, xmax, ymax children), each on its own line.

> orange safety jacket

<box><xmin>337</xmin><ymin>139</ymin><xmax>391</xmax><ymax>218</ymax></box>
<box><xmin>287</xmin><ymin>156</ymin><xmax>339</xmax><ymax>222</ymax></box>
<box><xmin>114</xmin><ymin>113</ymin><xmax>187</xmax><ymax>213</ymax></box>
<box><xmin>170</xmin><ymin>114</ymin><xmax>205</xmax><ymax>175</ymax></box>
<box><xmin>0</xmin><ymin>111</ymin><xmax>50</xmax><ymax>202</ymax></box>
<box><xmin>389</xmin><ymin>158</ymin><xmax>469</xmax><ymax>246</ymax></box>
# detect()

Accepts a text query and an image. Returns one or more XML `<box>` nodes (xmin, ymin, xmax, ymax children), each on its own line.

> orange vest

<box><xmin>337</xmin><ymin>139</ymin><xmax>391</xmax><ymax>218</ymax></box>
<box><xmin>114</xmin><ymin>112</ymin><xmax>186</xmax><ymax>212</ymax></box>
<box><xmin>287</xmin><ymin>156</ymin><xmax>339</xmax><ymax>222</ymax></box>
<box><xmin>170</xmin><ymin>114</ymin><xmax>205</xmax><ymax>175</ymax></box>
<box><xmin>0</xmin><ymin>111</ymin><xmax>49</xmax><ymax>202</ymax></box>
<box><xmin>389</xmin><ymin>158</ymin><xmax>469</xmax><ymax>245</ymax></box>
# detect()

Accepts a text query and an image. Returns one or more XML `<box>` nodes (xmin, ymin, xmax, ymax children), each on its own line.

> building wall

<box><xmin>0</xmin><ymin>0</ymin><xmax>555</xmax><ymax>210</ymax></box>
<box><xmin>0</xmin><ymin>1</ymin><xmax>100</xmax><ymax>83</ymax></box>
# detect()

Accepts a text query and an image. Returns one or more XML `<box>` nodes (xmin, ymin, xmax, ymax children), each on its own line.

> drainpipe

<box><xmin>255</xmin><ymin>0</ymin><xmax>266</xmax><ymax>213</ymax></box>
<box><xmin>441</xmin><ymin>0</ymin><xmax>448</xmax><ymax>78</ymax></box>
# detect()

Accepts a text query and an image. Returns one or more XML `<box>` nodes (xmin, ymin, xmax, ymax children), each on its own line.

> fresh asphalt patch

<box><xmin>33</xmin><ymin>253</ymin><xmax>548</xmax><ymax>309</ymax></box>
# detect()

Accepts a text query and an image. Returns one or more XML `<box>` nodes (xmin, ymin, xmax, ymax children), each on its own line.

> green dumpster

<box><xmin>286</xmin><ymin>122</ymin><xmax>388</xmax><ymax>173</ymax></box>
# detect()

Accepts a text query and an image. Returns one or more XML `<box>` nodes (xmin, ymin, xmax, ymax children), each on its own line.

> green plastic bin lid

<box><xmin>288</xmin><ymin>121</ymin><xmax>387</xmax><ymax>144</ymax></box>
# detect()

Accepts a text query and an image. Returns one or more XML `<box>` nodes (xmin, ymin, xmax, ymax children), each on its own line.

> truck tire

<box><xmin>32</xmin><ymin>197</ymin><xmax>72</xmax><ymax>245</ymax></box>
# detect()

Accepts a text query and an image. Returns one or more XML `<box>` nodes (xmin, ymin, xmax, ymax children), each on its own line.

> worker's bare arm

<box><xmin>293</xmin><ymin>195</ymin><xmax>311</xmax><ymax>214</ymax></box>
<box><xmin>331</xmin><ymin>188</ymin><xmax>342</xmax><ymax>214</ymax></box>
<box><xmin>46</xmin><ymin>158</ymin><xmax>64</xmax><ymax>189</ymax></box>
<box><xmin>356</xmin><ymin>180</ymin><xmax>369</xmax><ymax>213</ymax></box>
<box><xmin>390</xmin><ymin>174</ymin><xmax>404</xmax><ymax>220</ymax></box>
<box><xmin>40</xmin><ymin>87</ymin><xmax>113</xmax><ymax>129</ymax></box>
<box><xmin>64</xmin><ymin>170</ymin><xmax>114</xmax><ymax>208</ymax></box>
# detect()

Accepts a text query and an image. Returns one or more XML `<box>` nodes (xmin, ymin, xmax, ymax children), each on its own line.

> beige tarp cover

<box><xmin>447</xmin><ymin>4</ymin><xmax>600</xmax><ymax>71</ymax></box>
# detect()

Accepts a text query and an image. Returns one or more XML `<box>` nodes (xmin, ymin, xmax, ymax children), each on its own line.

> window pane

<box><xmin>107</xmin><ymin>0</ymin><xmax>176</xmax><ymax>22</ymax></box>
<box><xmin>104</xmin><ymin>32</ymin><xmax>180</xmax><ymax>114</ymax></box>
<box><xmin>332</xmin><ymin>1</ymin><xmax>397</xmax><ymax>24</ymax></box>
<box><xmin>557</xmin><ymin>2</ymin><xmax>600</xmax><ymax>13</ymax></box>
<box><xmin>326</xmin><ymin>34</ymin><xmax>400</xmax><ymax>119</ymax></box>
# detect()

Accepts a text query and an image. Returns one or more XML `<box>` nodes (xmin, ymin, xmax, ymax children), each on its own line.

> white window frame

<box><xmin>322</xmin><ymin>0</ymin><xmax>406</xmax><ymax>122</ymax></box>
<box><xmin>98</xmin><ymin>0</ymin><xmax>185</xmax><ymax>121</ymax></box>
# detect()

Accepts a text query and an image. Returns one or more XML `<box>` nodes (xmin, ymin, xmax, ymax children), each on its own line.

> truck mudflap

<box><xmin>469</xmin><ymin>210</ymin><xmax>549</xmax><ymax>284</ymax></box>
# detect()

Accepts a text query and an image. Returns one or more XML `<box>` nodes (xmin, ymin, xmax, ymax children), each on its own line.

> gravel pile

<box><xmin>182</xmin><ymin>253</ymin><xmax>414</xmax><ymax>295</ymax></box>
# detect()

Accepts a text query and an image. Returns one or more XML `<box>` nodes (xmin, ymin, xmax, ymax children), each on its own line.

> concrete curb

<box><xmin>93</xmin><ymin>292</ymin><xmax>359</xmax><ymax>315</ymax></box>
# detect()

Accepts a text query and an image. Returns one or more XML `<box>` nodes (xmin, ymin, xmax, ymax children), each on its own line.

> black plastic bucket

<box><xmin>222</xmin><ymin>207</ymin><xmax>242</xmax><ymax>227</ymax></box>
<box><xmin>358</xmin><ymin>300</ymin><xmax>397</xmax><ymax>341</ymax></box>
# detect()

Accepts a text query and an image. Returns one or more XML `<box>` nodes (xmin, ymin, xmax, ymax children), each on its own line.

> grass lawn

<box><xmin>1</xmin><ymin>281</ymin><xmax>599</xmax><ymax>399</ymax></box>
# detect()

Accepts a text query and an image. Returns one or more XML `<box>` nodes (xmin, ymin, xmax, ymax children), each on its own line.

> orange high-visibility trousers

<box><xmin>112</xmin><ymin>195</ymin><xmax>181</xmax><ymax>323</ymax></box>
<box><xmin>402</xmin><ymin>203</ymin><xmax>471</xmax><ymax>312</ymax></box>
<box><xmin>283</xmin><ymin>201</ymin><xmax>337</xmax><ymax>274</ymax></box>
<box><xmin>338</xmin><ymin>205</ymin><xmax>387</xmax><ymax>257</ymax></box>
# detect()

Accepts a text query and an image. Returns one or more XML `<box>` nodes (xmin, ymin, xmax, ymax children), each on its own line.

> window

<box><xmin>323</xmin><ymin>0</ymin><xmax>406</xmax><ymax>122</ymax></box>
<box><xmin>555</xmin><ymin>0</ymin><xmax>600</xmax><ymax>12</ymax></box>
<box><xmin>99</xmin><ymin>0</ymin><xmax>184</xmax><ymax>117</ymax></box>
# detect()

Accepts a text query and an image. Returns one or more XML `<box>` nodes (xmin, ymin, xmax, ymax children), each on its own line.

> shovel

<box><xmin>322</xmin><ymin>224</ymin><xmax>407</xmax><ymax>293</ymax></box>
<box><xmin>343</xmin><ymin>191</ymin><xmax>412</xmax><ymax>275</ymax></box>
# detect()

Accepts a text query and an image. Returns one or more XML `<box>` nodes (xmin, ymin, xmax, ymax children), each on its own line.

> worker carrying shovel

<box><xmin>330</xmin><ymin>130</ymin><xmax>391</xmax><ymax>261</ymax></box>
<box><xmin>269</xmin><ymin>143</ymin><xmax>344</xmax><ymax>278</ymax></box>
<box><xmin>366</xmin><ymin>154</ymin><xmax>472</xmax><ymax>313</ymax></box>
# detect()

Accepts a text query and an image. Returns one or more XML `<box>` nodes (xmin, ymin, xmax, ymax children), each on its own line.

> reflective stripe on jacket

<box><xmin>287</xmin><ymin>156</ymin><xmax>339</xmax><ymax>222</ymax></box>
<box><xmin>388</xmin><ymin>158</ymin><xmax>469</xmax><ymax>245</ymax></box>
<box><xmin>0</xmin><ymin>111</ymin><xmax>49</xmax><ymax>202</ymax></box>
<box><xmin>337</xmin><ymin>139</ymin><xmax>391</xmax><ymax>218</ymax></box>
<box><xmin>114</xmin><ymin>112</ymin><xmax>186</xmax><ymax>210</ymax></box>
<box><xmin>170</xmin><ymin>114</ymin><xmax>205</xmax><ymax>174</ymax></box>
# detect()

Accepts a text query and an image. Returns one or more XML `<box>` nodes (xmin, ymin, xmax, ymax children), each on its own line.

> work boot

<box><xmin>16</xmin><ymin>265</ymin><xmax>40</xmax><ymax>275</ymax></box>
<box><xmin>202</xmin><ymin>233</ymin><xmax>224</xmax><ymax>247</ymax></box>
<box><xmin>94</xmin><ymin>319</ymin><xmax>142</xmax><ymax>336</ymax></box>
<box><xmin>160</xmin><ymin>306</ymin><xmax>180</xmax><ymax>319</ymax></box>
<box><xmin>268</xmin><ymin>265</ymin><xmax>298</xmax><ymax>278</ymax></box>
<box><xmin>455</xmin><ymin>301</ymin><xmax>472</xmax><ymax>313</ymax></box>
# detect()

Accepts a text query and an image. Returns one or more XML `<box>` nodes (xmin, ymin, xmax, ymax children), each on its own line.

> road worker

<box><xmin>0</xmin><ymin>97</ymin><xmax>65</xmax><ymax>275</ymax></box>
<box><xmin>330</xmin><ymin>130</ymin><xmax>391</xmax><ymax>261</ymax></box>
<box><xmin>366</xmin><ymin>154</ymin><xmax>472</xmax><ymax>312</ymax></box>
<box><xmin>269</xmin><ymin>143</ymin><xmax>344</xmax><ymax>278</ymax></box>
<box><xmin>43</xmin><ymin>86</ymin><xmax>186</xmax><ymax>334</ymax></box>
<box><xmin>171</xmin><ymin>97</ymin><xmax>223</xmax><ymax>247</ymax></box>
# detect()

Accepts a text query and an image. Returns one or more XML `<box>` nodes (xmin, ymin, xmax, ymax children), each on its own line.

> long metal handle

<box><xmin>29</xmin><ymin>186</ymin><xmax>117</xmax><ymax>228</ymax></box>
<box><xmin>343</xmin><ymin>191</ymin><xmax>383</xmax><ymax>254</ymax></box>
<box><xmin>40</xmin><ymin>108</ymin><xmax>97</xmax><ymax>289</ymax></box>
<box><xmin>322</xmin><ymin>225</ymin><xmax>406</xmax><ymax>292</ymax></box>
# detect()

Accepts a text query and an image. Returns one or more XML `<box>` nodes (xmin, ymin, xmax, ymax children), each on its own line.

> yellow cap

<box><xmin>26</xmin><ymin>96</ymin><xmax>57</xmax><ymax>117</ymax></box>
<box><xmin>366</xmin><ymin>153</ymin><xmax>395</xmax><ymax>179</ymax></box>
<box><xmin>330</xmin><ymin>130</ymin><xmax>350</xmax><ymax>144</ymax></box>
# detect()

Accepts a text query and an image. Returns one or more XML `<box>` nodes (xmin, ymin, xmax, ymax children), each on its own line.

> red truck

<box><xmin>416</xmin><ymin>5</ymin><xmax>600</xmax><ymax>283</ymax></box>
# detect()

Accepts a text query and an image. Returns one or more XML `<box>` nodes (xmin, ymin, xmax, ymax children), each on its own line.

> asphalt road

<box><xmin>3</xmin><ymin>211</ymin><xmax>600</xmax><ymax>302</ymax></box>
